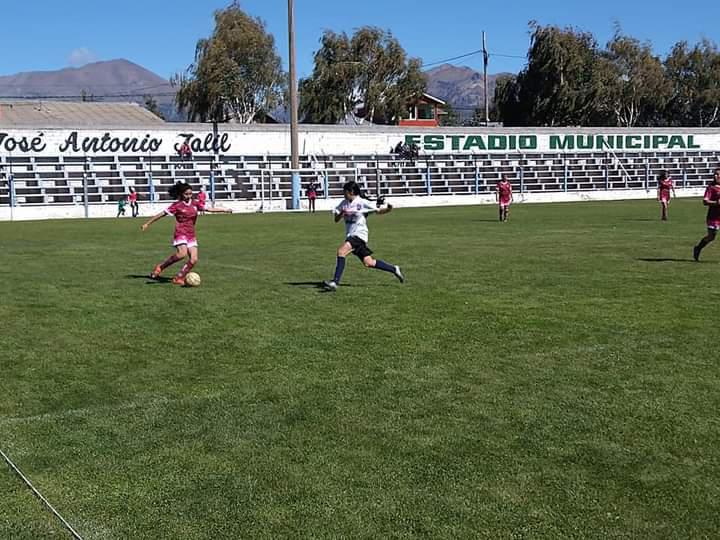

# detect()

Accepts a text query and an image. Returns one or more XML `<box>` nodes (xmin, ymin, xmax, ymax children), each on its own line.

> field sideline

<box><xmin>1</xmin><ymin>200</ymin><xmax>719</xmax><ymax>539</ymax></box>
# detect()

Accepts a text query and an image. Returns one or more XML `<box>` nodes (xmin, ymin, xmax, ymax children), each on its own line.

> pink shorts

<box><xmin>499</xmin><ymin>200</ymin><xmax>511</xmax><ymax>208</ymax></box>
<box><xmin>660</xmin><ymin>195</ymin><xmax>670</xmax><ymax>203</ymax></box>
<box><xmin>173</xmin><ymin>235</ymin><xmax>198</xmax><ymax>248</ymax></box>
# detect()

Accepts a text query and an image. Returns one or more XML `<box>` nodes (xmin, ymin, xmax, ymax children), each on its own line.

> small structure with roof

<box><xmin>399</xmin><ymin>93</ymin><xmax>446</xmax><ymax>128</ymax></box>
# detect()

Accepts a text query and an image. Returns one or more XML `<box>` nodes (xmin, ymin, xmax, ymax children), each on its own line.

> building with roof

<box><xmin>399</xmin><ymin>93</ymin><xmax>446</xmax><ymax>128</ymax></box>
<box><xmin>0</xmin><ymin>101</ymin><xmax>164</xmax><ymax>127</ymax></box>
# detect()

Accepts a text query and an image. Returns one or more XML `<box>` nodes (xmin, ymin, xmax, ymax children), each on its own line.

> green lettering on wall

<box><xmin>519</xmin><ymin>135</ymin><xmax>537</xmax><ymax>150</ymax></box>
<box><xmin>423</xmin><ymin>135</ymin><xmax>445</xmax><ymax>151</ymax></box>
<box><xmin>549</xmin><ymin>135</ymin><xmax>574</xmax><ymax>150</ymax></box>
<box><xmin>463</xmin><ymin>136</ymin><xmax>486</xmax><ymax>151</ymax></box>
<box><xmin>667</xmin><ymin>135</ymin><xmax>686</xmax><ymax>149</ymax></box>
<box><xmin>652</xmin><ymin>135</ymin><xmax>669</xmax><ymax>148</ymax></box>
<box><xmin>488</xmin><ymin>135</ymin><xmax>506</xmax><ymax>150</ymax></box>
<box><xmin>687</xmin><ymin>135</ymin><xmax>701</xmax><ymax>149</ymax></box>
<box><xmin>626</xmin><ymin>135</ymin><xmax>642</xmax><ymax>149</ymax></box>
<box><xmin>405</xmin><ymin>135</ymin><xmax>421</xmax><ymax>147</ymax></box>
<box><xmin>449</xmin><ymin>135</ymin><xmax>463</xmax><ymax>151</ymax></box>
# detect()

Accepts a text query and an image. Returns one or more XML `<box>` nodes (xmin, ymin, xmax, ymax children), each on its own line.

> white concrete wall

<box><xmin>0</xmin><ymin>189</ymin><xmax>706</xmax><ymax>222</ymax></box>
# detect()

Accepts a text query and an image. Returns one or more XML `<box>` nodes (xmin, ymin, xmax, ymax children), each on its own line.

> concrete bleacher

<box><xmin>1</xmin><ymin>149</ymin><xmax>719</xmax><ymax>209</ymax></box>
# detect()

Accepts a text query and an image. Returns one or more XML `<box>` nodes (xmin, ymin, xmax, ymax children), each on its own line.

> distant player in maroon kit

<box><xmin>496</xmin><ymin>175</ymin><xmax>513</xmax><ymax>222</ymax></box>
<box><xmin>657</xmin><ymin>171</ymin><xmax>676</xmax><ymax>221</ymax></box>
<box><xmin>141</xmin><ymin>181</ymin><xmax>231</xmax><ymax>285</ymax></box>
<box><xmin>693</xmin><ymin>168</ymin><xmax>720</xmax><ymax>261</ymax></box>
<box><xmin>128</xmin><ymin>186</ymin><xmax>139</xmax><ymax>217</ymax></box>
<box><xmin>197</xmin><ymin>186</ymin><xmax>208</xmax><ymax>214</ymax></box>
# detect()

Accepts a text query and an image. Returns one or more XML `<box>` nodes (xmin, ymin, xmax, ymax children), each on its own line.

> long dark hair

<box><xmin>342</xmin><ymin>180</ymin><xmax>385</xmax><ymax>207</ymax></box>
<box><xmin>658</xmin><ymin>170</ymin><xmax>668</xmax><ymax>184</ymax></box>
<box><xmin>169</xmin><ymin>181</ymin><xmax>192</xmax><ymax>200</ymax></box>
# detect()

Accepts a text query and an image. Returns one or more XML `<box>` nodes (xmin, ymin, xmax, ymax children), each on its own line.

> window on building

<box><xmin>418</xmin><ymin>104</ymin><xmax>434</xmax><ymax>120</ymax></box>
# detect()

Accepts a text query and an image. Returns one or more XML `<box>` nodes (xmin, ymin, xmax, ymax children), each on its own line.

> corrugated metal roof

<box><xmin>0</xmin><ymin>101</ymin><xmax>165</xmax><ymax>127</ymax></box>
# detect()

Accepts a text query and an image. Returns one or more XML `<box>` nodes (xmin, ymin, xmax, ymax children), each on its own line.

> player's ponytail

<box><xmin>169</xmin><ymin>181</ymin><xmax>192</xmax><ymax>200</ymax></box>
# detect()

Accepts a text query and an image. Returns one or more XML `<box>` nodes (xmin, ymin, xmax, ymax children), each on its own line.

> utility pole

<box><xmin>288</xmin><ymin>0</ymin><xmax>300</xmax><ymax>209</ymax></box>
<box><xmin>483</xmin><ymin>31</ymin><xmax>489</xmax><ymax>126</ymax></box>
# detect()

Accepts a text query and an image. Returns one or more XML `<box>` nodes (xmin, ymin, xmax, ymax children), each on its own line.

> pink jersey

<box><xmin>704</xmin><ymin>184</ymin><xmax>720</xmax><ymax>226</ymax></box>
<box><xmin>128</xmin><ymin>191</ymin><xmax>138</xmax><ymax>203</ymax></box>
<box><xmin>197</xmin><ymin>191</ymin><xmax>207</xmax><ymax>206</ymax></box>
<box><xmin>497</xmin><ymin>181</ymin><xmax>512</xmax><ymax>204</ymax></box>
<box><xmin>659</xmin><ymin>179</ymin><xmax>673</xmax><ymax>201</ymax></box>
<box><xmin>166</xmin><ymin>199</ymin><xmax>204</xmax><ymax>241</ymax></box>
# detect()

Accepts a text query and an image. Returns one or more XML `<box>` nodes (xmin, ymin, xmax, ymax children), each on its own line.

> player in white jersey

<box><xmin>323</xmin><ymin>181</ymin><xmax>404</xmax><ymax>291</ymax></box>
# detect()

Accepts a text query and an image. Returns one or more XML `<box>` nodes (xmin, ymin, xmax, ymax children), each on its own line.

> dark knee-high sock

<box><xmin>697</xmin><ymin>238</ymin><xmax>711</xmax><ymax>251</ymax></box>
<box><xmin>333</xmin><ymin>257</ymin><xmax>346</xmax><ymax>283</ymax></box>
<box><xmin>374</xmin><ymin>260</ymin><xmax>397</xmax><ymax>274</ymax></box>
<box><xmin>160</xmin><ymin>254</ymin><xmax>182</xmax><ymax>270</ymax></box>
<box><xmin>177</xmin><ymin>261</ymin><xmax>195</xmax><ymax>278</ymax></box>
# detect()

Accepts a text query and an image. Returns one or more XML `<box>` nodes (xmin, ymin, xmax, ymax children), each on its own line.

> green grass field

<box><xmin>1</xmin><ymin>199</ymin><xmax>719</xmax><ymax>539</ymax></box>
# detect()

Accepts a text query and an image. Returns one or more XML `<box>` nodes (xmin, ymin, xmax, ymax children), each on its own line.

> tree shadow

<box><xmin>125</xmin><ymin>274</ymin><xmax>172</xmax><ymax>284</ymax></box>
<box><xmin>636</xmin><ymin>258</ymin><xmax>695</xmax><ymax>263</ymax></box>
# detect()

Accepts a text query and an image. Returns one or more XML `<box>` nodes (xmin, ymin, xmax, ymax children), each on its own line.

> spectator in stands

<box><xmin>496</xmin><ymin>175</ymin><xmax>514</xmax><ymax>222</ymax></box>
<box><xmin>306</xmin><ymin>181</ymin><xmax>318</xmax><ymax>213</ymax></box>
<box><xmin>657</xmin><ymin>171</ymin><xmax>676</xmax><ymax>221</ymax></box>
<box><xmin>693</xmin><ymin>168</ymin><xmax>720</xmax><ymax>261</ymax></box>
<box><xmin>116</xmin><ymin>195</ymin><xmax>128</xmax><ymax>218</ymax></box>
<box><xmin>128</xmin><ymin>187</ymin><xmax>139</xmax><ymax>218</ymax></box>
<box><xmin>179</xmin><ymin>141</ymin><xmax>192</xmax><ymax>162</ymax></box>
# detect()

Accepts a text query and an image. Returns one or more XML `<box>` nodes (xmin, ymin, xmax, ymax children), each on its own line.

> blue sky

<box><xmin>1</xmin><ymin>0</ymin><xmax>717</xmax><ymax>80</ymax></box>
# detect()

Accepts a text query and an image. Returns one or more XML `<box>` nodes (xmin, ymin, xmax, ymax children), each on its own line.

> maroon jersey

<box><xmin>704</xmin><ymin>184</ymin><xmax>720</xmax><ymax>226</ymax></box>
<box><xmin>658</xmin><ymin>179</ymin><xmax>673</xmax><ymax>201</ymax></box>
<box><xmin>166</xmin><ymin>200</ymin><xmax>204</xmax><ymax>240</ymax></box>
<box><xmin>497</xmin><ymin>181</ymin><xmax>512</xmax><ymax>204</ymax></box>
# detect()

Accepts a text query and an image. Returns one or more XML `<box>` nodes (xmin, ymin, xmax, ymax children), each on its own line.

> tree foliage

<box><xmin>300</xmin><ymin>27</ymin><xmax>426</xmax><ymax>124</ymax></box>
<box><xmin>495</xmin><ymin>22</ymin><xmax>720</xmax><ymax>127</ymax></box>
<box><xmin>665</xmin><ymin>40</ymin><xmax>720</xmax><ymax>127</ymax></box>
<box><xmin>172</xmin><ymin>2</ymin><xmax>286</xmax><ymax>123</ymax></box>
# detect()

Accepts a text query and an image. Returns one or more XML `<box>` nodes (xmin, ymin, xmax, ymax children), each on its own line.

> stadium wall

<box><xmin>1</xmin><ymin>125</ymin><xmax>719</xmax><ymax>221</ymax></box>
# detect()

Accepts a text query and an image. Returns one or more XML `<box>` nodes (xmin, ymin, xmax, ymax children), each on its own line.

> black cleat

<box><xmin>693</xmin><ymin>245</ymin><xmax>701</xmax><ymax>262</ymax></box>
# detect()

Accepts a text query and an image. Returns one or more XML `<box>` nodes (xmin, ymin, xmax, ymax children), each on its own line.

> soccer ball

<box><xmin>185</xmin><ymin>272</ymin><xmax>201</xmax><ymax>287</ymax></box>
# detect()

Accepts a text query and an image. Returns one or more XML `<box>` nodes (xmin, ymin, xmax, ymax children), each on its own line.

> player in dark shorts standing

<box><xmin>496</xmin><ymin>175</ymin><xmax>513</xmax><ymax>222</ymax></box>
<box><xmin>141</xmin><ymin>181</ymin><xmax>232</xmax><ymax>285</ymax></box>
<box><xmin>323</xmin><ymin>181</ymin><xmax>404</xmax><ymax>291</ymax></box>
<box><xmin>693</xmin><ymin>168</ymin><xmax>720</xmax><ymax>261</ymax></box>
<box><xmin>657</xmin><ymin>171</ymin><xmax>676</xmax><ymax>221</ymax></box>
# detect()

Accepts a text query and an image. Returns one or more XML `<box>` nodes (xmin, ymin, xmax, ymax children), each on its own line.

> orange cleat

<box><xmin>172</xmin><ymin>276</ymin><xmax>186</xmax><ymax>286</ymax></box>
<box><xmin>149</xmin><ymin>265</ymin><xmax>162</xmax><ymax>279</ymax></box>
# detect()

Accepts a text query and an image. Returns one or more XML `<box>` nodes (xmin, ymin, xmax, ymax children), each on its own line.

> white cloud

<box><xmin>68</xmin><ymin>48</ymin><xmax>99</xmax><ymax>67</ymax></box>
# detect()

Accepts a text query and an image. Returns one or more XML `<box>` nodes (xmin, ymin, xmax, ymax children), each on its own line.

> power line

<box><xmin>422</xmin><ymin>49</ymin><xmax>483</xmax><ymax>69</ymax></box>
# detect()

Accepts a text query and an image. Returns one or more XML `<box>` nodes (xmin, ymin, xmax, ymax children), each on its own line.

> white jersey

<box><xmin>334</xmin><ymin>197</ymin><xmax>376</xmax><ymax>243</ymax></box>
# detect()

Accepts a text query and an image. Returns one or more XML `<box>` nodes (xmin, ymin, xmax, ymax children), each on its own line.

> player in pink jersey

<box><xmin>141</xmin><ymin>181</ymin><xmax>232</xmax><ymax>285</ymax></box>
<box><xmin>496</xmin><ymin>175</ymin><xmax>513</xmax><ymax>222</ymax></box>
<box><xmin>656</xmin><ymin>171</ymin><xmax>676</xmax><ymax>221</ymax></box>
<box><xmin>693</xmin><ymin>168</ymin><xmax>720</xmax><ymax>261</ymax></box>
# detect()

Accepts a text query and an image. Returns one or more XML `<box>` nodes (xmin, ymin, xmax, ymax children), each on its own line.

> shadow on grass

<box><xmin>637</xmin><ymin>258</ymin><xmax>695</xmax><ymax>263</ymax></box>
<box><xmin>286</xmin><ymin>281</ymin><xmax>356</xmax><ymax>293</ymax></box>
<box><xmin>625</xmin><ymin>218</ymin><xmax>659</xmax><ymax>222</ymax></box>
<box><xmin>125</xmin><ymin>274</ymin><xmax>172</xmax><ymax>284</ymax></box>
<box><xmin>472</xmin><ymin>219</ymin><xmax>505</xmax><ymax>223</ymax></box>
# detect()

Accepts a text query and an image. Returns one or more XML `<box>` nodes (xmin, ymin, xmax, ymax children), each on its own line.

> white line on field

<box><xmin>1</xmin><ymin>447</ymin><xmax>84</xmax><ymax>539</ymax></box>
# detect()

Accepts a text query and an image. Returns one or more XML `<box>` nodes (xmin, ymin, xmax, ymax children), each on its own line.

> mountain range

<box><xmin>0</xmin><ymin>59</ymin><xmax>510</xmax><ymax>122</ymax></box>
